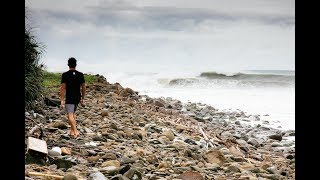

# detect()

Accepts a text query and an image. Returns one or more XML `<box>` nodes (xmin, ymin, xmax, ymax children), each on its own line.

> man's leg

<box><xmin>73</xmin><ymin>104</ymin><xmax>80</xmax><ymax>137</ymax></box>
<box><xmin>66</xmin><ymin>104</ymin><xmax>79</xmax><ymax>137</ymax></box>
<box><xmin>68</xmin><ymin>112</ymin><xmax>77</xmax><ymax>136</ymax></box>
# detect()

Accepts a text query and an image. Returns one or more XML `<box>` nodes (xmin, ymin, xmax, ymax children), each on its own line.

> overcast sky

<box><xmin>26</xmin><ymin>0</ymin><xmax>295</xmax><ymax>74</ymax></box>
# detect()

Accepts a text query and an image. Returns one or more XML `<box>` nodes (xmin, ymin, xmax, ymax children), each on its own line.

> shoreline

<box><xmin>25</xmin><ymin>74</ymin><xmax>295</xmax><ymax>179</ymax></box>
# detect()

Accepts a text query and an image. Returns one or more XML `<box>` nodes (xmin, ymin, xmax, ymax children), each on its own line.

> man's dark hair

<box><xmin>68</xmin><ymin>57</ymin><xmax>77</xmax><ymax>68</ymax></box>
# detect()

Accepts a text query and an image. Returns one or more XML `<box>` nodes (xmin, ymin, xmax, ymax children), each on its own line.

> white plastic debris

<box><xmin>52</xmin><ymin>147</ymin><xmax>62</xmax><ymax>155</ymax></box>
<box><xmin>27</xmin><ymin>137</ymin><xmax>48</xmax><ymax>155</ymax></box>
<box><xmin>85</xmin><ymin>141</ymin><xmax>98</xmax><ymax>146</ymax></box>
<box><xmin>89</xmin><ymin>171</ymin><xmax>107</xmax><ymax>180</ymax></box>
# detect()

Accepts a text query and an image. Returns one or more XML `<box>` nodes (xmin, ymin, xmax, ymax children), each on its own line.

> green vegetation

<box><xmin>43</xmin><ymin>71</ymin><xmax>62</xmax><ymax>88</ymax></box>
<box><xmin>25</xmin><ymin>16</ymin><xmax>45</xmax><ymax>110</ymax></box>
<box><xmin>43</xmin><ymin>71</ymin><xmax>97</xmax><ymax>93</ymax></box>
<box><xmin>84</xmin><ymin>74</ymin><xmax>97</xmax><ymax>84</ymax></box>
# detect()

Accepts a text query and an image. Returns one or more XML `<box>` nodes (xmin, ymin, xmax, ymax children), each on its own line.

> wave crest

<box><xmin>200</xmin><ymin>71</ymin><xmax>295</xmax><ymax>82</ymax></box>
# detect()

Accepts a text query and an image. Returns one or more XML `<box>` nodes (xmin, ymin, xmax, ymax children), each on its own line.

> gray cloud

<box><xmin>28</xmin><ymin>0</ymin><xmax>295</xmax><ymax>73</ymax></box>
<box><xmin>32</xmin><ymin>3</ymin><xmax>294</xmax><ymax>32</ymax></box>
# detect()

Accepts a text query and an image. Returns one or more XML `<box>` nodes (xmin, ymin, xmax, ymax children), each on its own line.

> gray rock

<box><xmin>62</xmin><ymin>174</ymin><xmax>78</xmax><ymax>180</ymax></box>
<box><xmin>194</xmin><ymin>116</ymin><xmax>205</xmax><ymax>122</ymax></box>
<box><xmin>107</xmin><ymin>134</ymin><xmax>117</xmax><ymax>140</ymax></box>
<box><xmin>231</xmin><ymin>156</ymin><xmax>246</xmax><ymax>162</ymax></box>
<box><xmin>89</xmin><ymin>171</ymin><xmax>108</xmax><ymax>180</ymax></box>
<box><xmin>240</xmin><ymin>133</ymin><xmax>249</xmax><ymax>141</ymax></box>
<box><xmin>162</xmin><ymin>130</ymin><xmax>175</xmax><ymax>141</ymax></box>
<box><xmin>53</xmin><ymin>121</ymin><xmax>68</xmax><ymax>129</ymax></box>
<box><xmin>271</xmin><ymin>142</ymin><xmax>282</xmax><ymax>147</ymax></box>
<box><xmin>233</xmin><ymin>133</ymin><xmax>241</xmax><ymax>139</ymax></box>
<box><xmin>102</xmin><ymin>153</ymin><xmax>117</xmax><ymax>160</ymax></box>
<box><xmin>247</xmin><ymin>138</ymin><xmax>260</xmax><ymax>147</ymax></box>
<box><xmin>187</xmin><ymin>112</ymin><xmax>196</xmax><ymax>117</ymax></box>
<box><xmin>154</xmin><ymin>100</ymin><xmax>165</xmax><ymax>107</ymax></box>
<box><xmin>87</xmin><ymin>150</ymin><xmax>97</xmax><ymax>156</ymax></box>
<box><xmin>184</xmin><ymin>138</ymin><xmax>197</xmax><ymax>145</ymax></box>
<box><xmin>165</xmin><ymin>104</ymin><xmax>173</xmax><ymax>109</ymax></box>
<box><xmin>123</xmin><ymin>168</ymin><xmax>142</xmax><ymax>180</ymax></box>
<box><xmin>120</xmin><ymin>157</ymin><xmax>136</xmax><ymax>165</ymax></box>
<box><xmin>227</xmin><ymin>165</ymin><xmax>241</xmax><ymax>173</ymax></box>
<box><xmin>84</xmin><ymin>127</ymin><xmax>93</xmax><ymax>133</ymax></box>
<box><xmin>25</xmin><ymin>152</ymin><xmax>46</xmax><ymax>165</ymax></box>
<box><xmin>101</xmin><ymin>109</ymin><xmax>109</xmax><ymax>117</ymax></box>
<box><xmin>269</xmin><ymin>134</ymin><xmax>282</xmax><ymax>141</ymax></box>
<box><xmin>260</xmin><ymin>126</ymin><xmax>270</xmax><ymax>130</ymax></box>
<box><xmin>285</xmin><ymin>154</ymin><xmax>294</xmax><ymax>160</ymax></box>
<box><xmin>203</xmin><ymin>150</ymin><xmax>226</xmax><ymax>166</ymax></box>
<box><xmin>235</xmin><ymin>121</ymin><xmax>241</xmax><ymax>125</ymax></box>
<box><xmin>288</xmin><ymin>132</ymin><xmax>295</xmax><ymax>136</ymax></box>
<box><xmin>100</xmin><ymin>166</ymin><xmax>120</xmax><ymax>176</ymax></box>
<box><xmin>247</xmin><ymin>167</ymin><xmax>261</xmax><ymax>173</ymax></box>
<box><xmin>283</xmin><ymin>147</ymin><xmax>295</xmax><ymax>154</ymax></box>
<box><xmin>267</xmin><ymin>166</ymin><xmax>278</xmax><ymax>174</ymax></box>
<box><xmin>249</xmin><ymin>115</ymin><xmax>260</xmax><ymax>121</ymax></box>
<box><xmin>111</xmin><ymin>123</ymin><xmax>118</xmax><ymax>130</ymax></box>
<box><xmin>280</xmin><ymin>171</ymin><xmax>288</xmax><ymax>177</ymax></box>
<box><xmin>48</xmin><ymin>164</ymin><xmax>58</xmax><ymax>170</ymax></box>
<box><xmin>220</xmin><ymin>148</ymin><xmax>230</xmax><ymax>155</ymax></box>
<box><xmin>177</xmin><ymin>171</ymin><xmax>204</xmax><ymax>180</ymax></box>
<box><xmin>119</xmin><ymin>164</ymin><xmax>131</xmax><ymax>175</ymax></box>
<box><xmin>183</xmin><ymin>149</ymin><xmax>193</xmax><ymax>157</ymax></box>
<box><xmin>203</xmin><ymin>116</ymin><xmax>212</xmax><ymax>121</ymax></box>
<box><xmin>111</xmin><ymin>174</ymin><xmax>129</xmax><ymax>180</ymax></box>
<box><xmin>146</xmin><ymin>154</ymin><xmax>159</xmax><ymax>164</ymax></box>
<box><xmin>257</xmin><ymin>173</ymin><xmax>282</xmax><ymax>180</ymax></box>
<box><xmin>81</xmin><ymin>149</ymin><xmax>89</xmax><ymax>156</ymax></box>
<box><xmin>221</xmin><ymin>131</ymin><xmax>233</xmax><ymax>138</ymax></box>
<box><xmin>92</xmin><ymin>136</ymin><xmax>105</xmax><ymax>141</ymax></box>
<box><xmin>145</xmin><ymin>124</ymin><xmax>162</xmax><ymax>133</ymax></box>
<box><xmin>229</xmin><ymin>116</ymin><xmax>237</xmax><ymax>121</ymax></box>
<box><xmin>82</xmin><ymin>119</ymin><xmax>92</xmax><ymax>126</ymax></box>
<box><xmin>53</xmin><ymin>158</ymin><xmax>75</xmax><ymax>170</ymax></box>
<box><xmin>148</xmin><ymin>139</ymin><xmax>162</xmax><ymax>144</ymax></box>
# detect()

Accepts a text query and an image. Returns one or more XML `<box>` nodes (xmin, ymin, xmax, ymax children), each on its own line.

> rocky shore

<box><xmin>25</xmin><ymin>74</ymin><xmax>295</xmax><ymax>180</ymax></box>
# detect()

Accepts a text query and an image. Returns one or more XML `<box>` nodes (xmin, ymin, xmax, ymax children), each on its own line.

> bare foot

<box><xmin>74</xmin><ymin>130</ymin><xmax>80</xmax><ymax>138</ymax></box>
<box><xmin>69</xmin><ymin>130</ymin><xmax>75</xmax><ymax>137</ymax></box>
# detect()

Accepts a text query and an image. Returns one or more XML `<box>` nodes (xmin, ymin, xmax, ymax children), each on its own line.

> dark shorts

<box><xmin>65</xmin><ymin>104</ymin><xmax>78</xmax><ymax>113</ymax></box>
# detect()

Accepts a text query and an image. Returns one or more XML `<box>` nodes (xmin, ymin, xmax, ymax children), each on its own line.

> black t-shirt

<box><xmin>61</xmin><ymin>70</ymin><xmax>85</xmax><ymax>104</ymax></box>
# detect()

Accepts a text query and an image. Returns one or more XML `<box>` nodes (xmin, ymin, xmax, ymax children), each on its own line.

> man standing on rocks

<box><xmin>60</xmin><ymin>57</ymin><xmax>86</xmax><ymax>138</ymax></box>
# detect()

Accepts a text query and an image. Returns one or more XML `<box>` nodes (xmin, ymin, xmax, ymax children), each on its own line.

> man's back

<box><xmin>61</xmin><ymin>70</ymin><xmax>85</xmax><ymax>104</ymax></box>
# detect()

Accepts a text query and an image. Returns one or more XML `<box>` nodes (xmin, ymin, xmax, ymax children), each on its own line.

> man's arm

<box><xmin>60</xmin><ymin>83</ymin><xmax>66</xmax><ymax>107</ymax></box>
<box><xmin>80</xmin><ymin>83</ymin><xmax>86</xmax><ymax>105</ymax></box>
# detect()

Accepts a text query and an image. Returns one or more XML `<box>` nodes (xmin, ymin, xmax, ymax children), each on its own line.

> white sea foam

<box><xmin>104</xmin><ymin>70</ymin><xmax>295</xmax><ymax>131</ymax></box>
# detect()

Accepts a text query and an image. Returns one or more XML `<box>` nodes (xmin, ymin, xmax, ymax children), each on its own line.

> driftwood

<box><xmin>45</xmin><ymin>97</ymin><xmax>61</xmax><ymax>107</ymax></box>
<box><xmin>27</xmin><ymin>171</ymin><xmax>63</xmax><ymax>179</ymax></box>
<box><xmin>198</xmin><ymin>125</ymin><xmax>215</xmax><ymax>148</ymax></box>
<box><xmin>28</xmin><ymin>125</ymin><xmax>40</xmax><ymax>136</ymax></box>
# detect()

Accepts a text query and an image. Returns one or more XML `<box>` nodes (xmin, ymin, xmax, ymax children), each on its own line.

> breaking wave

<box><xmin>166</xmin><ymin>71</ymin><xmax>294</xmax><ymax>88</ymax></box>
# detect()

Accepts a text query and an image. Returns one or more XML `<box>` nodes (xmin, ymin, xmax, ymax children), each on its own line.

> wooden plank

<box><xmin>27</xmin><ymin>172</ymin><xmax>63</xmax><ymax>179</ymax></box>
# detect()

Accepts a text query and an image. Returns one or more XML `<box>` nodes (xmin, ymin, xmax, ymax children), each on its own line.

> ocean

<box><xmin>104</xmin><ymin>70</ymin><xmax>295</xmax><ymax>131</ymax></box>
